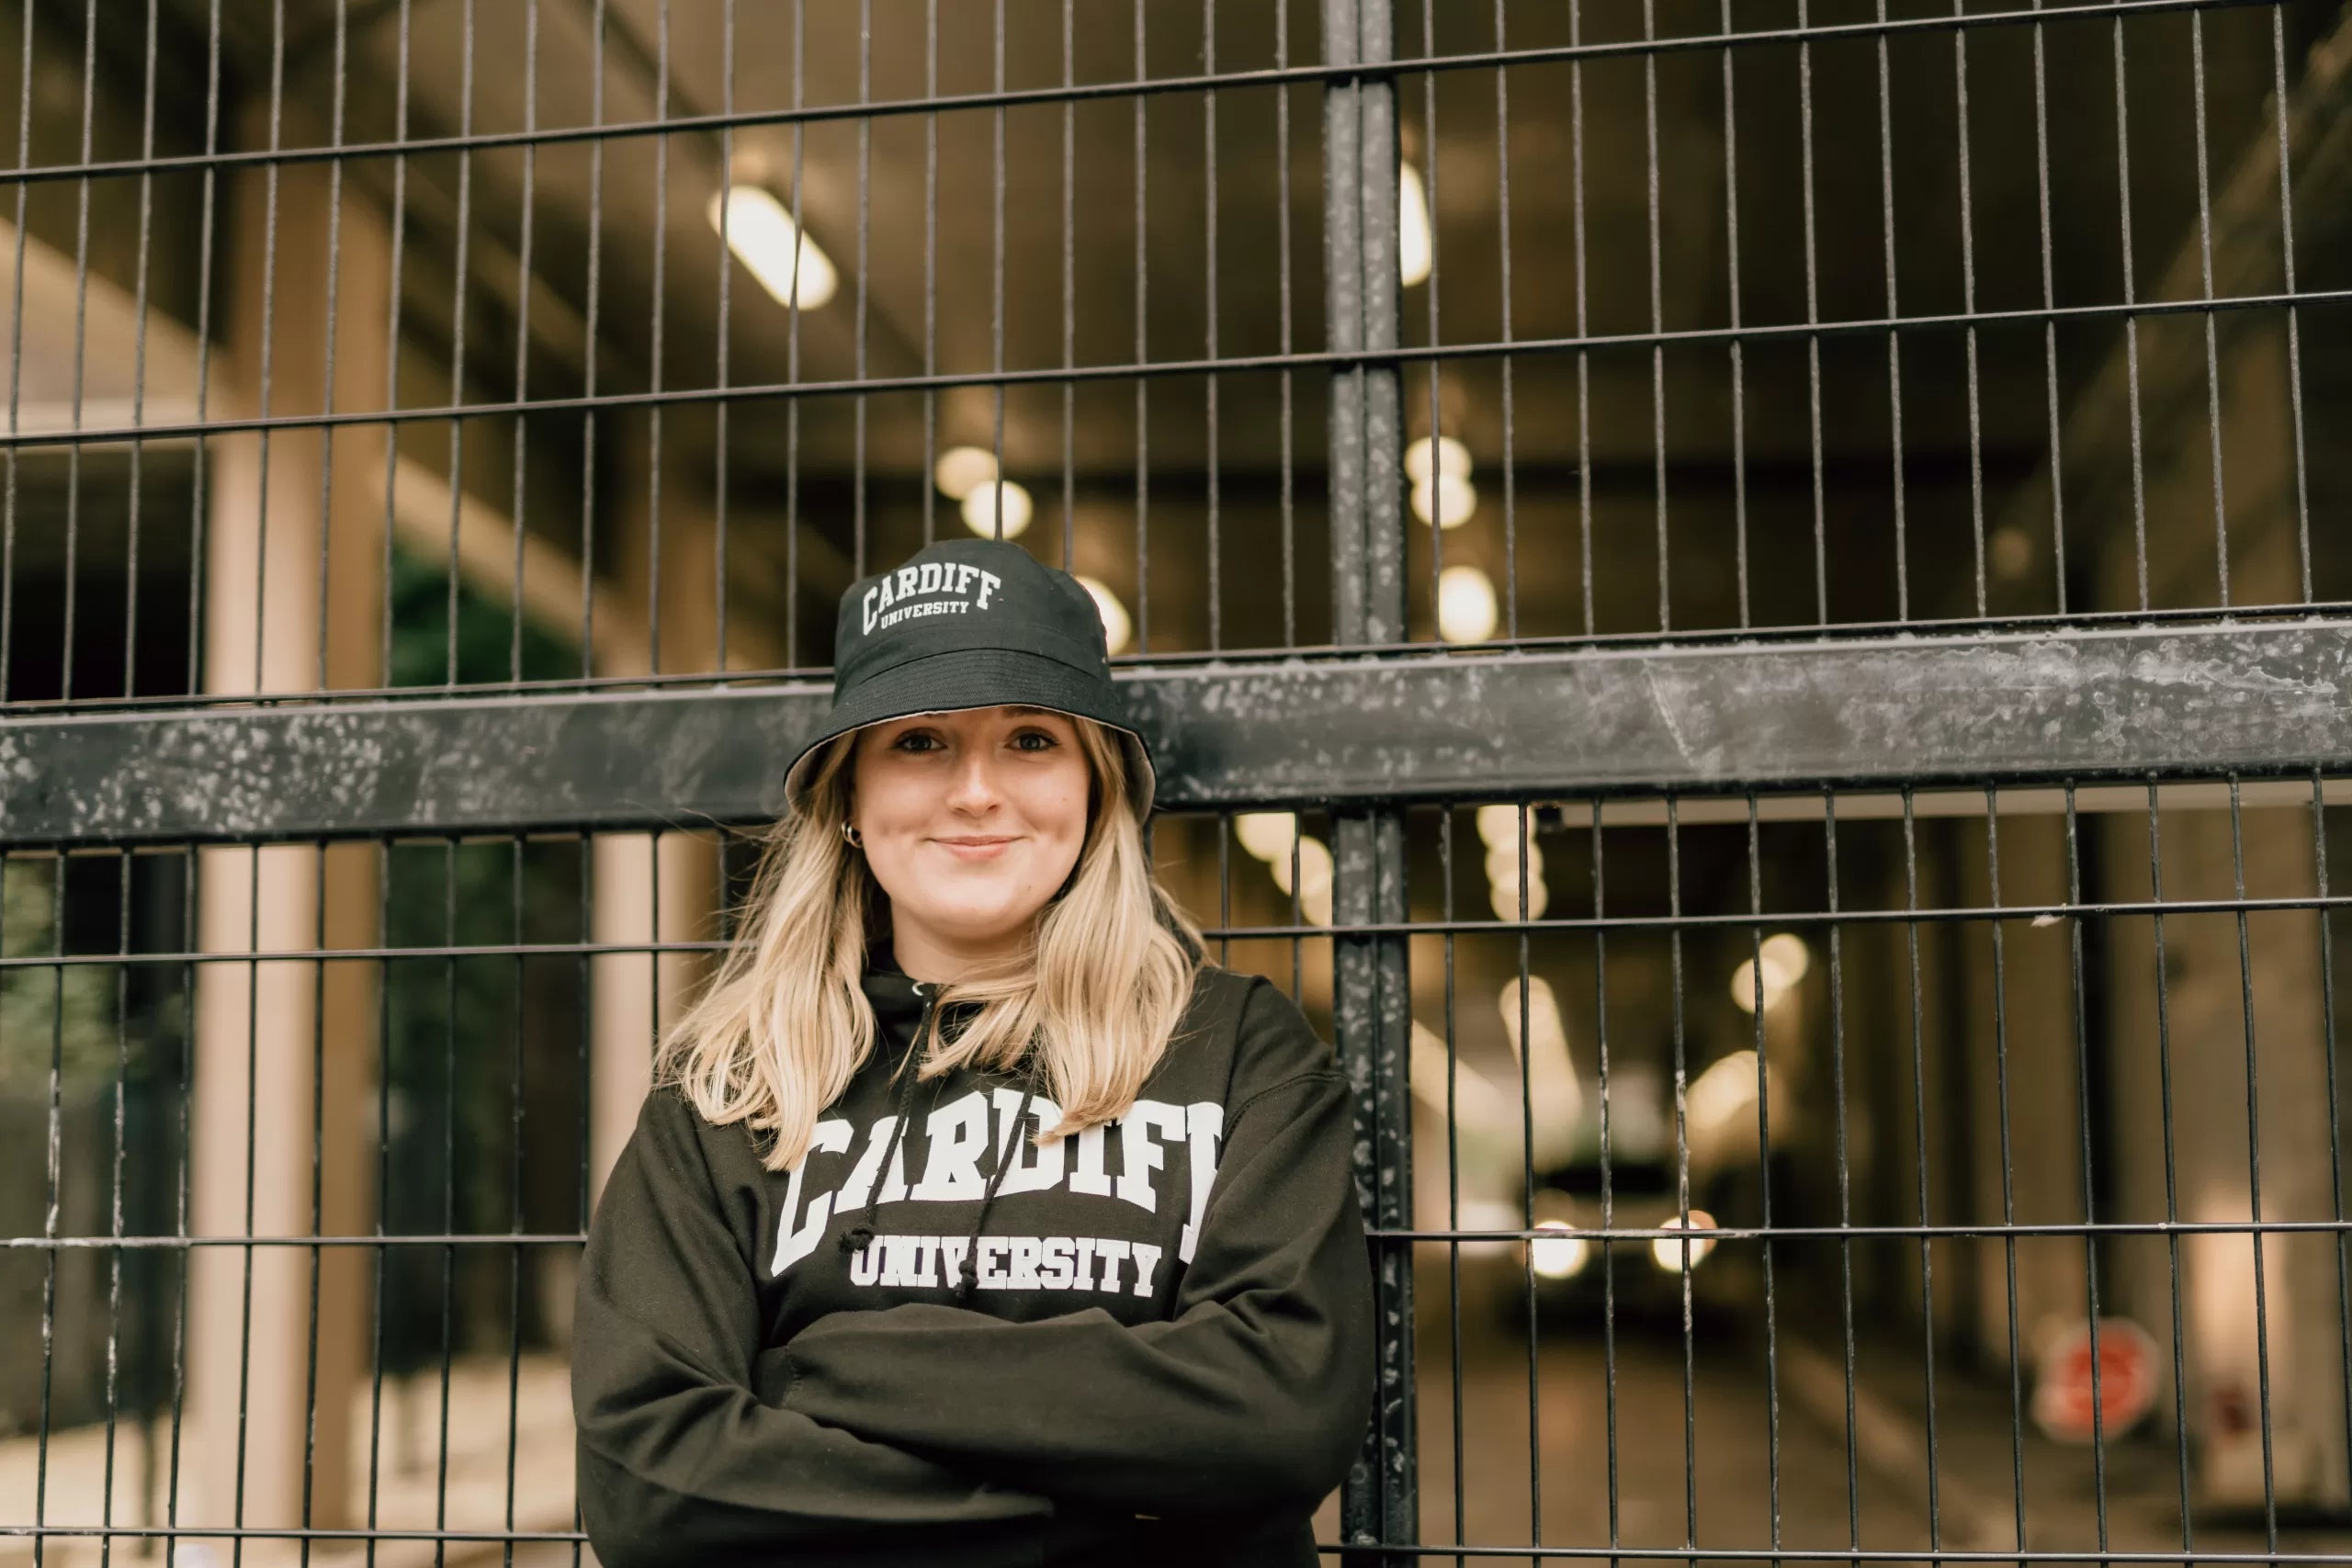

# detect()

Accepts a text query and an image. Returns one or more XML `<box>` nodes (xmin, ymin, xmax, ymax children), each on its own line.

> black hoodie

<box><xmin>571</xmin><ymin>954</ymin><xmax>1376</xmax><ymax>1567</ymax></box>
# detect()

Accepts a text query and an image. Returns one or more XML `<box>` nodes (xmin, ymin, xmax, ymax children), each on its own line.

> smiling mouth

<box><xmin>935</xmin><ymin>836</ymin><xmax>1018</xmax><ymax>848</ymax></box>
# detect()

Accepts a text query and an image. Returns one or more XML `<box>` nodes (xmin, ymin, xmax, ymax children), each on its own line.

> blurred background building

<box><xmin>3</xmin><ymin>0</ymin><xmax>2352</xmax><ymax>1562</ymax></box>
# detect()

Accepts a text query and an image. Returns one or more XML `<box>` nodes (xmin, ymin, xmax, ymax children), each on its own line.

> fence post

<box><xmin>1325</xmin><ymin>0</ymin><xmax>1417</xmax><ymax>1557</ymax></box>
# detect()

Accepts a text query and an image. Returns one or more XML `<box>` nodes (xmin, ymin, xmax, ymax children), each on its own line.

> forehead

<box><xmin>866</xmin><ymin>705</ymin><xmax>1074</xmax><ymax>732</ymax></box>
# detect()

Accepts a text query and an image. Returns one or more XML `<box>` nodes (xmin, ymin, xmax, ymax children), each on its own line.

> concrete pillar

<box><xmin>181</xmin><ymin>130</ymin><xmax>393</xmax><ymax>1562</ymax></box>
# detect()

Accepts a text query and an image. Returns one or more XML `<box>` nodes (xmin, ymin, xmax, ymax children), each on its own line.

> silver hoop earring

<box><xmin>842</xmin><ymin>823</ymin><xmax>864</xmax><ymax>849</ymax></box>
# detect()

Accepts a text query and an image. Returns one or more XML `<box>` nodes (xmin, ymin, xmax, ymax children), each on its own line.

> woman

<box><xmin>571</xmin><ymin>537</ymin><xmax>1375</xmax><ymax>1566</ymax></box>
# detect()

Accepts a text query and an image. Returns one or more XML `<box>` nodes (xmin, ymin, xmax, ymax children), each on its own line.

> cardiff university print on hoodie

<box><xmin>571</xmin><ymin>953</ymin><xmax>1376</xmax><ymax>1568</ymax></box>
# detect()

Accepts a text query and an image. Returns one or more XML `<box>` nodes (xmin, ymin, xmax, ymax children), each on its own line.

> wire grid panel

<box><xmin>2</xmin><ymin>0</ymin><xmax>2351</xmax><ymax>1565</ymax></box>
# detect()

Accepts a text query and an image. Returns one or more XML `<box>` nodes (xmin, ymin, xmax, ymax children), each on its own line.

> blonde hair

<box><xmin>655</xmin><ymin>716</ymin><xmax>1204</xmax><ymax>1172</ymax></box>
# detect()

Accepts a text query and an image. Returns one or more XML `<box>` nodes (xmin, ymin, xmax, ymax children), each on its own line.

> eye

<box><xmin>891</xmin><ymin>729</ymin><xmax>944</xmax><ymax>752</ymax></box>
<box><xmin>1010</xmin><ymin>728</ymin><xmax>1061</xmax><ymax>753</ymax></box>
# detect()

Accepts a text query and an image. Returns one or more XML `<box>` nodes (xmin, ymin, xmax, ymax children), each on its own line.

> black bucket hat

<box><xmin>783</xmin><ymin>538</ymin><xmax>1155</xmax><ymax>820</ymax></box>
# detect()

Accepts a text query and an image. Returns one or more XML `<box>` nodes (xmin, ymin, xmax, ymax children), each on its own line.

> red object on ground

<box><xmin>2032</xmin><ymin>1317</ymin><xmax>2162</xmax><ymax>1442</ymax></box>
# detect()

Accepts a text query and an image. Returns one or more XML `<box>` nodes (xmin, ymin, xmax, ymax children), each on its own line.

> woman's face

<box><xmin>848</xmin><ymin>705</ymin><xmax>1093</xmax><ymax>972</ymax></box>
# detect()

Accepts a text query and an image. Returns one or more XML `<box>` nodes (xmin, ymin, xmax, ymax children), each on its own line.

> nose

<box><xmin>943</xmin><ymin>745</ymin><xmax>1003</xmax><ymax>815</ymax></box>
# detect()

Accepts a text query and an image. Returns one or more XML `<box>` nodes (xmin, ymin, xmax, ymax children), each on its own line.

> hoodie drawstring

<box><xmin>838</xmin><ymin>986</ymin><xmax>938</xmax><ymax>1258</ymax></box>
<box><xmin>952</xmin><ymin>1061</ymin><xmax>1041</xmax><ymax>1306</ymax></box>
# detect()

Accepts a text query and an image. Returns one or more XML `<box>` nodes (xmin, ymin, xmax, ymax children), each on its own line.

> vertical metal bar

<box><xmin>576</xmin><ymin>0</ymin><xmax>601</xmax><ymax>679</ymax></box>
<box><xmin>1592</xmin><ymin>800</ymin><xmax>1620</xmax><ymax>1551</ymax></box>
<box><xmin>1797</xmin><ymin>0</ymin><xmax>1827</xmax><ymax>625</ymax></box>
<box><xmin>366</xmin><ymin>837</ymin><xmax>393</xmax><ymax>1568</ymax></box>
<box><xmin>1900</xmin><ymin>790</ymin><xmax>1947</xmax><ymax>1547</ymax></box>
<box><xmin>36</xmin><ymin>854</ymin><xmax>65</xmax><ymax>1564</ymax></box>
<box><xmin>2144</xmin><ymin>783</ymin><xmax>2198</xmax><ymax>1550</ymax></box>
<box><xmin>1719</xmin><ymin>5</ymin><xmax>1747</xmax><ymax>631</ymax></box>
<box><xmin>854</xmin><ymin>0</ymin><xmax>871</xmax><ymax>570</ymax></box>
<box><xmin>708</xmin><ymin>0</ymin><xmax>728</xmax><ymax>672</ymax></box>
<box><xmin>1643</xmin><ymin>0</ymin><xmax>1668</xmax><ymax>632</ymax></box>
<box><xmin>2061</xmin><ymin>788</ymin><xmax>2112</xmax><ymax>1542</ymax></box>
<box><xmin>988</xmin><ymin>0</ymin><xmax>1004</xmax><ymax>543</ymax></box>
<box><xmin>1416</xmin><ymin>0</ymin><xmax>1439</xmax><ymax>647</ymax></box>
<box><xmin>119</xmin><ymin>0</ymin><xmax>162</xmax><ymax>699</ymax></box>
<box><xmin>784</xmin><ymin>0</ymin><xmax>803</xmax><ymax>647</ymax></box>
<box><xmin>58</xmin><ymin>0</ymin><xmax>96</xmax><ymax>705</ymax></box>
<box><xmin>1278</xmin><ymin>0</ymin><xmax>1296</xmax><ymax>649</ymax></box>
<box><xmin>431</xmin><ymin>835</ymin><xmax>459</xmax><ymax>1568</ymax></box>
<box><xmin>1825</xmin><ymin>795</ymin><xmax>1862</xmax><ymax>1550</ymax></box>
<box><xmin>1871</xmin><ymin>0</ymin><xmax>1908</xmax><ymax>623</ymax></box>
<box><xmin>300</xmin><ymin>838</ymin><xmax>330</xmax><ymax>1568</ymax></box>
<box><xmin>921</xmin><ymin>0</ymin><xmax>938</xmax><ymax>549</ymax></box>
<box><xmin>2310</xmin><ymin>771</ymin><xmax>2352</xmax><ymax>1502</ymax></box>
<box><xmin>1133</xmin><ymin>0</ymin><xmax>1149</xmax><ymax>653</ymax></box>
<box><xmin>503</xmin><ymin>833</ymin><xmax>527</xmax><ymax>1566</ymax></box>
<box><xmin>1744</xmin><ymin>794</ymin><xmax>1785</xmax><ymax>1555</ymax></box>
<box><xmin>2268</xmin><ymin>5</ymin><xmax>2313</xmax><ymax>601</ymax></box>
<box><xmin>102</xmin><ymin>846</ymin><xmax>133</xmax><ymax>1568</ymax></box>
<box><xmin>2109</xmin><ymin>13</ymin><xmax>2151</xmax><ymax>610</ymax></box>
<box><xmin>1058</xmin><ymin>0</ymin><xmax>1074</xmax><ymax>570</ymax></box>
<box><xmin>643</xmin><ymin>0</ymin><xmax>666</xmax><ymax>671</ymax></box>
<box><xmin>1667</xmin><ymin>798</ymin><xmax>1700</xmax><ymax>1547</ymax></box>
<box><xmin>311</xmin><ymin>0</ymin><xmax>347</xmax><ymax>700</ymax></box>
<box><xmin>1492</xmin><ymin>3</ymin><xmax>1515</xmax><ymax>640</ymax></box>
<box><xmin>2225</xmin><ymin>777</ymin><xmax>2283</xmax><ymax>1544</ymax></box>
<box><xmin>2027</xmin><ymin>0</ymin><xmax>2066</xmax><ymax>613</ymax></box>
<box><xmin>1326</xmin><ymin>0</ymin><xmax>1413</xmax><ymax>1556</ymax></box>
<box><xmin>1510</xmin><ymin>807</ymin><xmax>1543</xmax><ymax>1550</ymax></box>
<box><xmin>1570</xmin><ymin>0</ymin><xmax>1592</xmax><ymax>637</ymax></box>
<box><xmin>2188</xmin><ymin>11</ymin><xmax>2230</xmax><ymax>607</ymax></box>
<box><xmin>0</xmin><ymin>0</ymin><xmax>30</xmax><ymax>705</ymax></box>
<box><xmin>443</xmin><ymin>0</ymin><xmax>477</xmax><ymax>689</ymax></box>
<box><xmin>1951</xmin><ymin>1</ymin><xmax>1986</xmax><ymax>616</ymax></box>
<box><xmin>1982</xmin><ymin>785</ymin><xmax>2031</xmax><ymax>1556</ymax></box>
<box><xmin>1204</xmin><ymin>0</ymin><xmax>1218</xmax><ymax>647</ymax></box>
<box><xmin>1441</xmin><ymin>806</ymin><xmax>1464</xmax><ymax>1568</ymax></box>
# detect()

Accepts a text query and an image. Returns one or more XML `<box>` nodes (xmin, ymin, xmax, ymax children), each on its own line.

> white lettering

<box><xmin>1092</xmin><ymin>1236</ymin><xmax>1131</xmax><ymax>1292</ymax></box>
<box><xmin>1179</xmin><ymin>1101</ymin><xmax>1225</xmax><ymax>1263</ymax></box>
<box><xmin>911</xmin><ymin>1089</ymin><xmax>990</xmax><ymax>1201</ymax></box>
<box><xmin>1069</xmin><ymin>1122</ymin><xmax>1113</xmax><ymax>1197</ymax></box>
<box><xmin>897</xmin><ymin>567</ymin><xmax>920</xmax><ymax>600</ymax></box>
<box><xmin>862</xmin><ymin>584</ymin><xmax>882</xmax><ymax>634</ymax></box>
<box><xmin>835</xmin><ymin>1114</ymin><xmax>907</xmax><ymax>1212</ymax></box>
<box><xmin>917</xmin><ymin>560</ymin><xmax>944</xmax><ymax>593</ymax></box>
<box><xmin>1117</xmin><ymin>1099</ymin><xmax>1187</xmax><ymax>1213</ymax></box>
<box><xmin>975</xmin><ymin>569</ymin><xmax>1001</xmax><ymax>609</ymax></box>
<box><xmin>848</xmin><ymin>1238</ymin><xmax>885</xmax><ymax>1287</ymax></box>
<box><xmin>1038</xmin><ymin>1235</ymin><xmax>1077</xmax><ymax>1290</ymax></box>
<box><xmin>1129</xmin><ymin>1241</ymin><xmax>1165</xmax><ymax>1297</ymax></box>
<box><xmin>771</xmin><ymin>1118</ymin><xmax>854</xmax><ymax>1277</ymax></box>
<box><xmin>991</xmin><ymin>1089</ymin><xmax>1067</xmax><ymax>1196</ymax></box>
<box><xmin>1006</xmin><ymin>1235</ymin><xmax>1043</xmax><ymax>1291</ymax></box>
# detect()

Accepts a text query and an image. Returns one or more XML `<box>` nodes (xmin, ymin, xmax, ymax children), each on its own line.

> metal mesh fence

<box><xmin>2</xmin><ymin>0</ymin><xmax>2350</xmax><ymax>1563</ymax></box>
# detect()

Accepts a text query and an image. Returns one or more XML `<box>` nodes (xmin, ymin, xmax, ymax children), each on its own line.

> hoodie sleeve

<box><xmin>770</xmin><ymin>978</ymin><xmax>1376</xmax><ymax>1519</ymax></box>
<box><xmin>571</xmin><ymin>1087</ymin><xmax>1063</xmax><ymax>1568</ymax></box>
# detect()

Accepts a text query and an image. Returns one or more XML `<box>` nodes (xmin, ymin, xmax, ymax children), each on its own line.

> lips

<box><xmin>933</xmin><ymin>836</ymin><xmax>1019</xmax><ymax>859</ymax></box>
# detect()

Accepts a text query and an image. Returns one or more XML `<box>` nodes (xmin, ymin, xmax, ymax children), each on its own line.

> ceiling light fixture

<box><xmin>959</xmin><ymin>479</ymin><xmax>1034</xmax><ymax>539</ymax></box>
<box><xmin>1399</xmin><ymin>163</ymin><xmax>1433</xmax><ymax>288</ymax></box>
<box><xmin>708</xmin><ymin>186</ymin><xmax>836</xmax><ymax>310</ymax></box>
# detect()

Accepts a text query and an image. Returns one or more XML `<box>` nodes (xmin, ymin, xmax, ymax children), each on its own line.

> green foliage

<box><xmin>0</xmin><ymin>858</ymin><xmax>130</xmax><ymax>1096</ymax></box>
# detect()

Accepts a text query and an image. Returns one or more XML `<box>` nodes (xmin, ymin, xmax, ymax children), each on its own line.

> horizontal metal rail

<box><xmin>7</xmin><ymin>618</ymin><xmax>2350</xmax><ymax>841</ymax></box>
